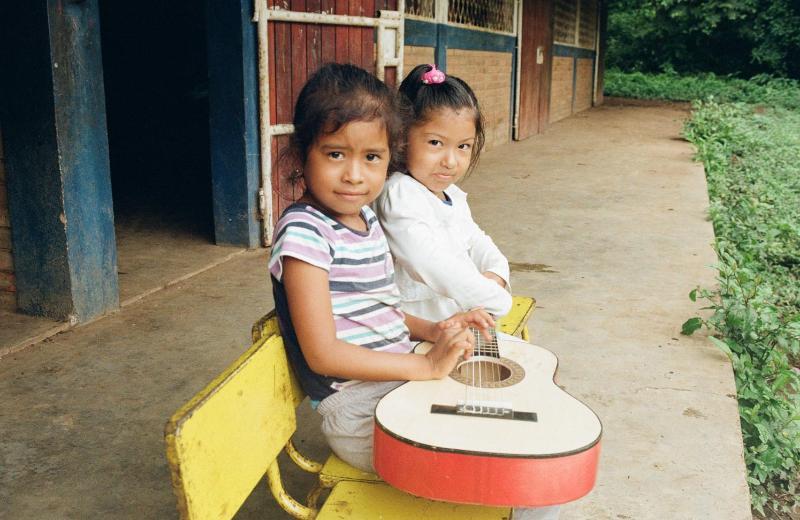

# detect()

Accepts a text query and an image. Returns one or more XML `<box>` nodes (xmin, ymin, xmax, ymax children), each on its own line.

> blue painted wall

<box><xmin>405</xmin><ymin>19</ymin><xmax>516</xmax><ymax>72</ymax></box>
<box><xmin>553</xmin><ymin>44</ymin><xmax>596</xmax><ymax>59</ymax></box>
<box><xmin>0</xmin><ymin>0</ymin><xmax>119</xmax><ymax>321</ymax></box>
<box><xmin>207</xmin><ymin>0</ymin><xmax>262</xmax><ymax>247</ymax></box>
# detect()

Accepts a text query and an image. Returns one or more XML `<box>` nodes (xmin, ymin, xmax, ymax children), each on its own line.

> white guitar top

<box><xmin>375</xmin><ymin>336</ymin><xmax>602</xmax><ymax>457</ymax></box>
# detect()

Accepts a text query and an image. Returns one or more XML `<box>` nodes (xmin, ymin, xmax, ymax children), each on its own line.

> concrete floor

<box><xmin>0</xmin><ymin>103</ymin><xmax>752</xmax><ymax>519</ymax></box>
<box><xmin>0</xmin><ymin>213</ymin><xmax>243</xmax><ymax>358</ymax></box>
<box><xmin>114</xmin><ymin>211</ymin><xmax>244</xmax><ymax>306</ymax></box>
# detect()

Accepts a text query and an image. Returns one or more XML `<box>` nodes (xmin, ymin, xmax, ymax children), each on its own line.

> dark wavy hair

<box><xmin>398</xmin><ymin>64</ymin><xmax>486</xmax><ymax>174</ymax></box>
<box><xmin>289</xmin><ymin>63</ymin><xmax>404</xmax><ymax>181</ymax></box>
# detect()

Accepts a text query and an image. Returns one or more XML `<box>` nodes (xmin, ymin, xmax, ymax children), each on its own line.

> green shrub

<box><xmin>604</xmin><ymin>69</ymin><xmax>800</xmax><ymax>110</ymax></box>
<box><xmin>682</xmin><ymin>99</ymin><xmax>800</xmax><ymax>515</ymax></box>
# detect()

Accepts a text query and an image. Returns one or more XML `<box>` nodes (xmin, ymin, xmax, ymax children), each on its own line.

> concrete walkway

<box><xmin>0</xmin><ymin>103</ymin><xmax>752</xmax><ymax>519</ymax></box>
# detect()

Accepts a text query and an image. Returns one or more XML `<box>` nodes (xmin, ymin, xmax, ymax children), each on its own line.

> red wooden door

<box><xmin>515</xmin><ymin>0</ymin><xmax>553</xmax><ymax>140</ymax></box>
<box><xmin>267</xmin><ymin>0</ymin><xmax>398</xmax><ymax>225</ymax></box>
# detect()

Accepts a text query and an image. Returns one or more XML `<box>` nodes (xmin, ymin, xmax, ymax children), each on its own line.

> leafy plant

<box><xmin>605</xmin><ymin>69</ymin><xmax>800</xmax><ymax>110</ymax></box>
<box><xmin>680</xmin><ymin>97</ymin><xmax>800</xmax><ymax>515</ymax></box>
<box><xmin>684</xmin><ymin>256</ymin><xmax>800</xmax><ymax>515</ymax></box>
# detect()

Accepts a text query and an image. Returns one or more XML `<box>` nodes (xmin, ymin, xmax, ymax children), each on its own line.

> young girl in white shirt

<box><xmin>375</xmin><ymin>64</ymin><xmax>559</xmax><ymax>520</ymax></box>
<box><xmin>375</xmin><ymin>63</ymin><xmax>512</xmax><ymax>322</ymax></box>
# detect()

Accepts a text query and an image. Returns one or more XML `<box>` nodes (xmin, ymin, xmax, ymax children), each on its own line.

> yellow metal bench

<box><xmin>164</xmin><ymin>295</ymin><xmax>534</xmax><ymax>519</ymax></box>
<box><xmin>501</xmin><ymin>295</ymin><xmax>536</xmax><ymax>341</ymax></box>
<box><xmin>165</xmin><ymin>330</ymin><xmax>514</xmax><ymax>518</ymax></box>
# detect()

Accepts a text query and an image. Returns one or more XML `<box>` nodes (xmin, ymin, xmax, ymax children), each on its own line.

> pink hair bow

<box><xmin>422</xmin><ymin>64</ymin><xmax>446</xmax><ymax>85</ymax></box>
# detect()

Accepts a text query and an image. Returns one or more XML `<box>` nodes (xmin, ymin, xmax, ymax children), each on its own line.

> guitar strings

<box><xmin>464</xmin><ymin>326</ymin><xmax>504</xmax><ymax>414</ymax></box>
<box><xmin>472</xmin><ymin>327</ymin><xmax>499</xmax><ymax>411</ymax></box>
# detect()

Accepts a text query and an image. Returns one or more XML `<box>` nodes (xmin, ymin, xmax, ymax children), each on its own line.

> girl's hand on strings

<box><xmin>440</xmin><ymin>308</ymin><xmax>495</xmax><ymax>340</ymax></box>
<box><xmin>425</xmin><ymin>323</ymin><xmax>474</xmax><ymax>379</ymax></box>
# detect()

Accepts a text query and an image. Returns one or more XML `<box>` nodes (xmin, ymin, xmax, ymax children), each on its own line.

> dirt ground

<box><xmin>0</xmin><ymin>103</ymin><xmax>753</xmax><ymax>519</ymax></box>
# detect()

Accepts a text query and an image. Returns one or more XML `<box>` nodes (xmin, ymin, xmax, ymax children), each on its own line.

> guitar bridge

<box><xmin>431</xmin><ymin>401</ymin><xmax>538</xmax><ymax>422</ymax></box>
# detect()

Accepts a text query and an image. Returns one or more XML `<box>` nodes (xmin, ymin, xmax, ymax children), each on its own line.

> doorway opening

<box><xmin>100</xmin><ymin>2</ymin><xmax>237</xmax><ymax>303</ymax></box>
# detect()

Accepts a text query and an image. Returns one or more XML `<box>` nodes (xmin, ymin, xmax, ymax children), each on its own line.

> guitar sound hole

<box><xmin>451</xmin><ymin>357</ymin><xmax>524</xmax><ymax>388</ymax></box>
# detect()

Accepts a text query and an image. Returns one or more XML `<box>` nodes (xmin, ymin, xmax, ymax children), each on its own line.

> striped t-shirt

<box><xmin>269</xmin><ymin>203</ymin><xmax>412</xmax><ymax>401</ymax></box>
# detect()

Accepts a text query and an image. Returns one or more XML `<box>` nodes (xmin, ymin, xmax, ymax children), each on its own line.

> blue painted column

<box><xmin>0</xmin><ymin>1</ymin><xmax>119</xmax><ymax>321</ymax></box>
<box><xmin>207</xmin><ymin>0</ymin><xmax>262</xmax><ymax>247</ymax></box>
<box><xmin>435</xmin><ymin>24</ymin><xmax>448</xmax><ymax>71</ymax></box>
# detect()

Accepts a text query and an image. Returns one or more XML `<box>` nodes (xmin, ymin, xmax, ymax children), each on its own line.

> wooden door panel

<box><xmin>516</xmin><ymin>0</ymin><xmax>553</xmax><ymax>140</ymax></box>
<box><xmin>267</xmin><ymin>1</ymin><xmax>389</xmax><ymax>222</ymax></box>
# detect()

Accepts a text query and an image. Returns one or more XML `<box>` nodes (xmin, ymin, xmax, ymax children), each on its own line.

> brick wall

<box><xmin>403</xmin><ymin>45</ymin><xmax>435</xmax><ymax>75</ymax></box>
<box><xmin>446</xmin><ymin>49</ymin><xmax>512</xmax><ymax>150</ymax></box>
<box><xmin>0</xmin><ymin>125</ymin><xmax>15</xmax><ymax>312</ymax></box>
<box><xmin>574</xmin><ymin>58</ymin><xmax>594</xmax><ymax>112</ymax></box>
<box><xmin>549</xmin><ymin>56</ymin><xmax>574</xmax><ymax>123</ymax></box>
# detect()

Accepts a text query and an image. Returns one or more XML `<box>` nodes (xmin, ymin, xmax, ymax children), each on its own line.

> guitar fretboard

<box><xmin>472</xmin><ymin>327</ymin><xmax>500</xmax><ymax>358</ymax></box>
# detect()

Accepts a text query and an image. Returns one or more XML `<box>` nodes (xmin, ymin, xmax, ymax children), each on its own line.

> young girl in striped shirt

<box><xmin>268</xmin><ymin>63</ymin><xmax>492</xmax><ymax>472</ymax></box>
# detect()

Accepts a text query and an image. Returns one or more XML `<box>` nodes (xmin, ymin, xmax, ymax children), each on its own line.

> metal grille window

<box><xmin>448</xmin><ymin>0</ymin><xmax>515</xmax><ymax>33</ymax></box>
<box><xmin>578</xmin><ymin>0</ymin><xmax>597</xmax><ymax>48</ymax></box>
<box><xmin>554</xmin><ymin>0</ymin><xmax>577</xmax><ymax>44</ymax></box>
<box><xmin>405</xmin><ymin>0</ymin><xmax>435</xmax><ymax>19</ymax></box>
<box><xmin>554</xmin><ymin>0</ymin><xmax>596</xmax><ymax>48</ymax></box>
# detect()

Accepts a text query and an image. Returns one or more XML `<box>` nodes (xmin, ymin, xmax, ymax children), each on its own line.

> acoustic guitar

<box><xmin>373</xmin><ymin>329</ymin><xmax>602</xmax><ymax>507</ymax></box>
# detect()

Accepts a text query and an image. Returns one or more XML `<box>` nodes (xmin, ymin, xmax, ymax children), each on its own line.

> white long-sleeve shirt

<box><xmin>374</xmin><ymin>173</ymin><xmax>512</xmax><ymax>322</ymax></box>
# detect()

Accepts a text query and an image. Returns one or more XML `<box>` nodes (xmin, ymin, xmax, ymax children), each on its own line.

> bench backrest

<box><xmin>251</xmin><ymin>312</ymin><xmax>305</xmax><ymax>407</ymax></box>
<box><xmin>165</xmin><ymin>331</ymin><xmax>301</xmax><ymax>519</ymax></box>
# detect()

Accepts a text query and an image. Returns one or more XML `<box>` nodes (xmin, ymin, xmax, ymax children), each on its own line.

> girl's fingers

<box><xmin>466</xmin><ymin>310</ymin><xmax>494</xmax><ymax>328</ymax></box>
<box><xmin>473</xmin><ymin>309</ymin><xmax>495</xmax><ymax>327</ymax></box>
<box><xmin>449</xmin><ymin>325</ymin><xmax>469</xmax><ymax>340</ymax></box>
<box><xmin>450</xmin><ymin>330</ymin><xmax>473</xmax><ymax>352</ymax></box>
<box><xmin>440</xmin><ymin>309</ymin><xmax>495</xmax><ymax>331</ymax></box>
<box><xmin>437</xmin><ymin>323</ymin><xmax>465</xmax><ymax>345</ymax></box>
<box><xmin>443</xmin><ymin>340</ymin><xmax>469</xmax><ymax>367</ymax></box>
<box><xmin>459</xmin><ymin>339</ymin><xmax>474</xmax><ymax>356</ymax></box>
<box><xmin>455</xmin><ymin>340</ymin><xmax>473</xmax><ymax>361</ymax></box>
<box><xmin>438</xmin><ymin>319</ymin><xmax>455</xmax><ymax>330</ymax></box>
<box><xmin>429</xmin><ymin>326</ymin><xmax>471</xmax><ymax>377</ymax></box>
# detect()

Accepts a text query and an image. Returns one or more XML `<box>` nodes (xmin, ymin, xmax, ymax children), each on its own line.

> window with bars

<box><xmin>578</xmin><ymin>0</ymin><xmax>597</xmax><ymax>48</ymax></box>
<box><xmin>448</xmin><ymin>0</ymin><xmax>515</xmax><ymax>33</ymax></box>
<box><xmin>554</xmin><ymin>0</ymin><xmax>577</xmax><ymax>44</ymax></box>
<box><xmin>405</xmin><ymin>0</ymin><xmax>435</xmax><ymax>19</ymax></box>
<box><xmin>405</xmin><ymin>0</ymin><xmax>515</xmax><ymax>34</ymax></box>
<box><xmin>553</xmin><ymin>0</ymin><xmax>596</xmax><ymax>48</ymax></box>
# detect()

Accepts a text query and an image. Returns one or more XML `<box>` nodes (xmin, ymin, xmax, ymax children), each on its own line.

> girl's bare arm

<box><xmin>283</xmin><ymin>257</ymin><xmax>471</xmax><ymax>381</ymax></box>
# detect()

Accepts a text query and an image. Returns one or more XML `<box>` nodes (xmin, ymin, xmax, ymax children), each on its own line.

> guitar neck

<box><xmin>472</xmin><ymin>327</ymin><xmax>500</xmax><ymax>358</ymax></box>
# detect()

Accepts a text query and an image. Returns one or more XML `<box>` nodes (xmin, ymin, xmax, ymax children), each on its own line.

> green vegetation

<box><xmin>607</xmin><ymin>71</ymin><xmax>800</xmax><ymax>516</ymax></box>
<box><xmin>684</xmin><ymin>101</ymin><xmax>800</xmax><ymax>516</ymax></box>
<box><xmin>605</xmin><ymin>69</ymin><xmax>800</xmax><ymax>110</ymax></box>
<box><xmin>607</xmin><ymin>0</ymin><xmax>800</xmax><ymax>79</ymax></box>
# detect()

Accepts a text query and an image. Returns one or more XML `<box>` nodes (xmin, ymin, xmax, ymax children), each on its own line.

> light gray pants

<box><xmin>318</xmin><ymin>380</ymin><xmax>401</xmax><ymax>473</ymax></box>
<box><xmin>317</xmin><ymin>380</ymin><xmax>561</xmax><ymax>520</ymax></box>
